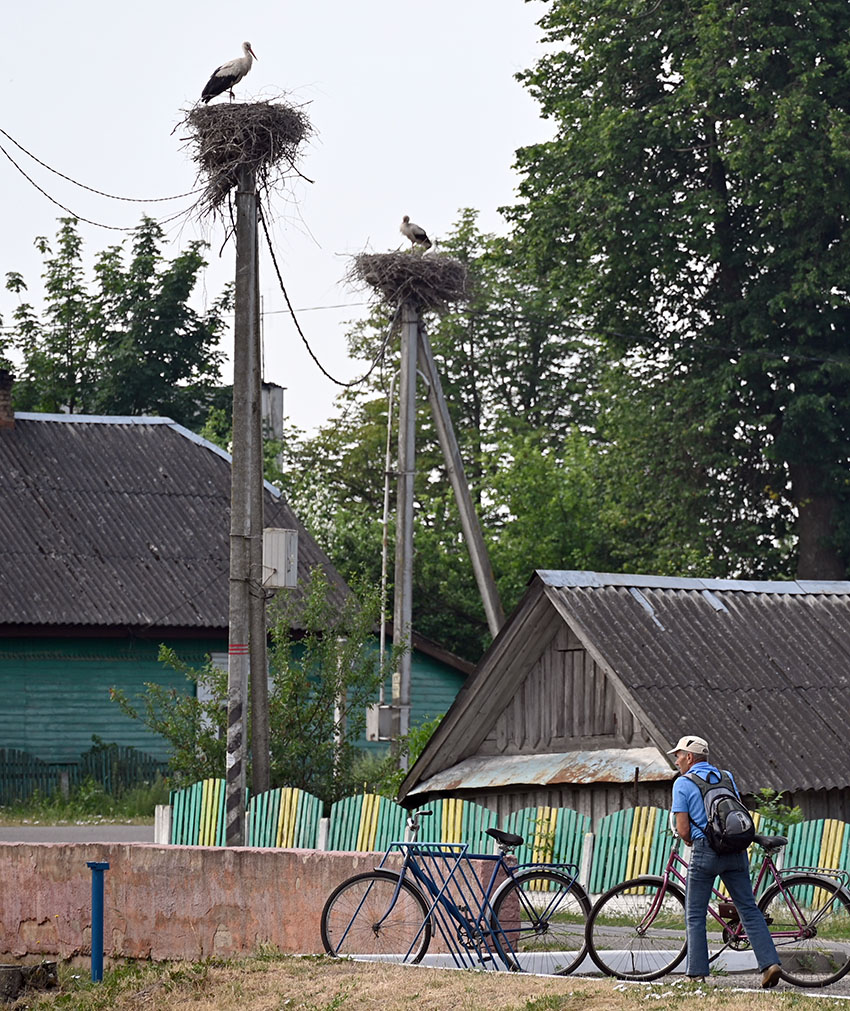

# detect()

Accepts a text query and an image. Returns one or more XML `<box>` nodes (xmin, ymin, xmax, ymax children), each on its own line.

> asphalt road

<box><xmin>0</xmin><ymin>824</ymin><xmax>155</xmax><ymax>843</ymax></box>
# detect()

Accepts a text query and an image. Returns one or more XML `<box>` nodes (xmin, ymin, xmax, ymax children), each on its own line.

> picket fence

<box><xmin>0</xmin><ymin>745</ymin><xmax>168</xmax><ymax>806</ymax></box>
<box><xmin>162</xmin><ymin>781</ymin><xmax>850</xmax><ymax>893</ymax></box>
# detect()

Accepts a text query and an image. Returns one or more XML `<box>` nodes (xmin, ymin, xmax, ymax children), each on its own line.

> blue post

<box><xmin>87</xmin><ymin>861</ymin><xmax>109</xmax><ymax>982</ymax></box>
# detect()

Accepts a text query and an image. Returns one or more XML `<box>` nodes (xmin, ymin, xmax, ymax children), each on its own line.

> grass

<box><xmin>9</xmin><ymin>955</ymin><xmax>850</xmax><ymax>1011</ymax></box>
<box><xmin>0</xmin><ymin>777</ymin><xmax>167</xmax><ymax>826</ymax></box>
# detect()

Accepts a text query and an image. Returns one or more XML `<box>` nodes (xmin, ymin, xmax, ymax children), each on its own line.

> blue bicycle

<box><xmin>320</xmin><ymin>811</ymin><xmax>591</xmax><ymax>974</ymax></box>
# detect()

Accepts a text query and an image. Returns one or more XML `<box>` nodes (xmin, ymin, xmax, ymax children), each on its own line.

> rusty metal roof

<box><xmin>0</xmin><ymin>414</ymin><xmax>349</xmax><ymax>631</ymax></box>
<box><xmin>407</xmin><ymin>747</ymin><xmax>671</xmax><ymax>796</ymax></box>
<box><xmin>541</xmin><ymin>572</ymin><xmax>850</xmax><ymax>794</ymax></box>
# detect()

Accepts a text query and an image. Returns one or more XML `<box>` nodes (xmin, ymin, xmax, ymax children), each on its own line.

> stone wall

<box><xmin>0</xmin><ymin>843</ymin><xmax>386</xmax><ymax>961</ymax></box>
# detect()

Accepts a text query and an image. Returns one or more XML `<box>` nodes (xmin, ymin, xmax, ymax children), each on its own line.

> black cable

<box><xmin>258</xmin><ymin>202</ymin><xmax>400</xmax><ymax>388</ymax></box>
<box><xmin>0</xmin><ymin>140</ymin><xmax>199</xmax><ymax>233</ymax></box>
<box><xmin>0</xmin><ymin>126</ymin><xmax>201</xmax><ymax>203</ymax></box>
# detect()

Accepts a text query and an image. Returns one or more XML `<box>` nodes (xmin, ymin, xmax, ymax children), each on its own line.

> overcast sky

<box><xmin>1</xmin><ymin>1</ymin><xmax>552</xmax><ymax>434</ymax></box>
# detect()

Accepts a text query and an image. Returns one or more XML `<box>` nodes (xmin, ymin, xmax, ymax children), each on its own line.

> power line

<box><xmin>258</xmin><ymin>202</ymin><xmax>400</xmax><ymax>388</ymax></box>
<box><xmin>0</xmin><ymin>140</ymin><xmax>199</xmax><ymax>233</ymax></box>
<box><xmin>0</xmin><ymin>126</ymin><xmax>201</xmax><ymax>203</ymax></box>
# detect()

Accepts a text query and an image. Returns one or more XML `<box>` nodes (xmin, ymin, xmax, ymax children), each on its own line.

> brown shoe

<box><xmin>761</xmin><ymin>964</ymin><xmax>781</xmax><ymax>988</ymax></box>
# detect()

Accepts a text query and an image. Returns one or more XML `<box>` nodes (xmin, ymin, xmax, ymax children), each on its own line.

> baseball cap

<box><xmin>667</xmin><ymin>735</ymin><xmax>709</xmax><ymax>756</ymax></box>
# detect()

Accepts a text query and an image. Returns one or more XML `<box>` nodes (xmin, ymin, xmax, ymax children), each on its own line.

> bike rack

<box><xmin>377</xmin><ymin>842</ymin><xmax>521</xmax><ymax>971</ymax></box>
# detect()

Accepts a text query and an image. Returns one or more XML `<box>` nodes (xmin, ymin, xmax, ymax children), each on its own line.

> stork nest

<box><xmin>350</xmin><ymin>252</ymin><xmax>469</xmax><ymax>312</ymax></box>
<box><xmin>182</xmin><ymin>99</ymin><xmax>310</xmax><ymax>216</ymax></box>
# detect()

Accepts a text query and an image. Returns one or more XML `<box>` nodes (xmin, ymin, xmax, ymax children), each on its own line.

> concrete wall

<box><xmin>0</xmin><ymin>843</ymin><xmax>388</xmax><ymax>961</ymax></box>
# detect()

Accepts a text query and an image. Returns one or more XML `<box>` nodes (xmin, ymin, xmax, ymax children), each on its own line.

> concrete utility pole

<box><xmin>249</xmin><ymin>216</ymin><xmax>271</xmax><ymax>796</ymax></box>
<box><xmin>225</xmin><ymin>164</ymin><xmax>260</xmax><ymax>846</ymax></box>
<box><xmin>417</xmin><ymin>324</ymin><xmax>504</xmax><ymax>637</ymax></box>
<box><xmin>391</xmin><ymin>301</ymin><xmax>418</xmax><ymax>763</ymax></box>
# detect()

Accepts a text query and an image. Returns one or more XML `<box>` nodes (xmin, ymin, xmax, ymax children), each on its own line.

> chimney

<box><xmin>0</xmin><ymin>370</ymin><xmax>14</xmax><ymax>429</ymax></box>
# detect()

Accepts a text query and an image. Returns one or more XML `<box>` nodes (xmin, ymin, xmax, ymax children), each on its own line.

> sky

<box><xmin>1</xmin><ymin>1</ymin><xmax>552</xmax><ymax>435</ymax></box>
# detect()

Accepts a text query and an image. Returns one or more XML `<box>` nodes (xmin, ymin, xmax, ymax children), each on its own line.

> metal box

<box><xmin>262</xmin><ymin>528</ymin><xmax>298</xmax><ymax>588</ymax></box>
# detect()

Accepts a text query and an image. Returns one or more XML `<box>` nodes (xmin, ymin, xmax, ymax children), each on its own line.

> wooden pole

<box><xmin>225</xmin><ymin>163</ymin><xmax>258</xmax><ymax>846</ymax></box>
<box><xmin>391</xmin><ymin>301</ymin><xmax>417</xmax><ymax>764</ymax></box>
<box><xmin>249</xmin><ymin>212</ymin><xmax>271</xmax><ymax>796</ymax></box>
<box><xmin>417</xmin><ymin>321</ymin><xmax>505</xmax><ymax>637</ymax></box>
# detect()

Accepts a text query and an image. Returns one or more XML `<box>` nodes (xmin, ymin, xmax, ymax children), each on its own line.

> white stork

<box><xmin>201</xmin><ymin>42</ymin><xmax>258</xmax><ymax>104</ymax></box>
<box><xmin>400</xmin><ymin>215</ymin><xmax>432</xmax><ymax>251</ymax></box>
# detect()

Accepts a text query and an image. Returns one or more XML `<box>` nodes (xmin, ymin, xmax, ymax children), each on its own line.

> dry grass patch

<box><xmin>13</xmin><ymin>956</ymin><xmax>844</xmax><ymax>1011</ymax></box>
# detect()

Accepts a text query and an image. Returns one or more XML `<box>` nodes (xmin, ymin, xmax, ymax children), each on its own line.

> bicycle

<box><xmin>584</xmin><ymin>831</ymin><xmax>850</xmax><ymax>987</ymax></box>
<box><xmin>321</xmin><ymin>809</ymin><xmax>592</xmax><ymax>975</ymax></box>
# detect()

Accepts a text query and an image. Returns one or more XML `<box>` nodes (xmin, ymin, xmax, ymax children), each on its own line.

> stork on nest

<box><xmin>349</xmin><ymin>252</ymin><xmax>468</xmax><ymax>313</ymax></box>
<box><xmin>181</xmin><ymin>99</ymin><xmax>311</xmax><ymax>217</ymax></box>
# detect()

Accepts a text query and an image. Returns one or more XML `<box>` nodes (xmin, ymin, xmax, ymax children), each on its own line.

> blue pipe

<box><xmin>86</xmin><ymin>862</ymin><xmax>109</xmax><ymax>982</ymax></box>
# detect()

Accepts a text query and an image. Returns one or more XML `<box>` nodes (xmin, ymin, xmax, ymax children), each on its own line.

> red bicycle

<box><xmin>585</xmin><ymin>833</ymin><xmax>850</xmax><ymax>987</ymax></box>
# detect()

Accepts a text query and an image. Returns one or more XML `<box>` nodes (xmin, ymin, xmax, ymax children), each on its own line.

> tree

<box><xmin>509</xmin><ymin>0</ymin><xmax>850</xmax><ymax>578</ymax></box>
<box><xmin>4</xmin><ymin>217</ymin><xmax>232</xmax><ymax>429</ymax></box>
<box><xmin>111</xmin><ymin>568</ymin><xmax>402</xmax><ymax>806</ymax></box>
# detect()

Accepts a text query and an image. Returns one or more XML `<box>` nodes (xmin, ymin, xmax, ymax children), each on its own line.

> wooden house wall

<box><xmin>480</xmin><ymin>625</ymin><xmax>652</xmax><ymax>756</ymax></box>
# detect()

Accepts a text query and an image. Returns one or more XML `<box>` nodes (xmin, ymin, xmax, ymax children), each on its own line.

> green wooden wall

<box><xmin>0</xmin><ymin>637</ymin><xmax>223</xmax><ymax>763</ymax></box>
<box><xmin>0</xmin><ymin>635</ymin><xmax>467</xmax><ymax>767</ymax></box>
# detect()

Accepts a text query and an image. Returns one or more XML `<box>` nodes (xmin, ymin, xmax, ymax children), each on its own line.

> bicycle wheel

<box><xmin>758</xmin><ymin>873</ymin><xmax>850</xmax><ymax>986</ymax></box>
<box><xmin>321</xmin><ymin>870</ymin><xmax>432</xmax><ymax>962</ymax></box>
<box><xmin>585</xmin><ymin>876</ymin><xmax>688</xmax><ymax>980</ymax></box>
<box><xmin>489</xmin><ymin>868</ymin><xmax>591</xmax><ymax>975</ymax></box>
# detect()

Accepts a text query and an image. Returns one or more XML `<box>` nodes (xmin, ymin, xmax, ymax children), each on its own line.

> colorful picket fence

<box><xmin>505</xmin><ymin>804</ymin><xmax>590</xmax><ymax>868</ymax></box>
<box><xmin>589</xmin><ymin>806</ymin><xmax>676</xmax><ymax>893</ymax></box>
<box><xmin>326</xmin><ymin>793</ymin><xmax>408</xmax><ymax>852</ymax></box>
<box><xmin>413</xmin><ymin>797</ymin><xmax>500</xmax><ymax>853</ymax></box>
<box><xmin>170</xmin><ymin>779</ymin><xmax>226</xmax><ymax>845</ymax></box>
<box><xmin>246</xmin><ymin>787</ymin><xmax>322</xmax><ymax>848</ymax></box>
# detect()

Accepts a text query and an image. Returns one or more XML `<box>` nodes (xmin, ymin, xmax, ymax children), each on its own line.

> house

<box><xmin>397</xmin><ymin>570</ymin><xmax>850</xmax><ymax>825</ymax></box>
<box><xmin>0</xmin><ymin>377</ymin><xmax>468</xmax><ymax>773</ymax></box>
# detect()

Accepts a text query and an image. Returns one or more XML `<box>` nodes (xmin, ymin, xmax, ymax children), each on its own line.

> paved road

<box><xmin>0</xmin><ymin>824</ymin><xmax>155</xmax><ymax>843</ymax></box>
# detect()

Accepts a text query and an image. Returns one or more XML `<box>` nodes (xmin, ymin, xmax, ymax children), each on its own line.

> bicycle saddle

<box><xmin>486</xmin><ymin>827</ymin><xmax>524</xmax><ymax>847</ymax></box>
<box><xmin>754</xmin><ymin>834</ymin><xmax>788</xmax><ymax>851</ymax></box>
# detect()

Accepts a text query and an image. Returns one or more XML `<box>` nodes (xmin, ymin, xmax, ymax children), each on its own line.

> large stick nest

<box><xmin>182</xmin><ymin>100</ymin><xmax>310</xmax><ymax>216</ymax></box>
<box><xmin>350</xmin><ymin>252</ymin><xmax>468</xmax><ymax>312</ymax></box>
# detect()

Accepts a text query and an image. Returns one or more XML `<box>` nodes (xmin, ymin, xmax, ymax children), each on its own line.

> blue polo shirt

<box><xmin>671</xmin><ymin>761</ymin><xmax>741</xmax><ymax>841</ymax></box>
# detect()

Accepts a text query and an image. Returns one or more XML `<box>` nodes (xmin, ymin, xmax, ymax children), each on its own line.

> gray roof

<box><xmin>0</xmin><ymin>414</ymin><xmax>349</xmax><ymax>631</ymax></box>
<box><xmin>541</xmin><ymin>572</ymin><xmax>850</xmax><ymax>792</ymax></box>
<box><xmin>401</xmin><ymin>570</ymin><xmax>850</xmax><ymax>797</ymax></box>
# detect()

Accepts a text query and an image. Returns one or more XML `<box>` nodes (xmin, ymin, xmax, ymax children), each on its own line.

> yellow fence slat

<box><xmin>277</xmin><ymin>788</ymin><xmax>298</xmax><ymax>848</ymax></box>
<box><xmin>355</xmin><ymin>793</ymin><xmax>380</xmax><ymax>851</ymax></box>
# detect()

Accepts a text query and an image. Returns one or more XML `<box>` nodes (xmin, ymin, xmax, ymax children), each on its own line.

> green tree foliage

<box><xmin>111</xmin><ymin>568</ymin><xmax>402</xmax><ymax>806</ymax></box>
<box><xmin>508</xmin><ymin>0</ymin><xmax>850</xmax><ymax>578</ymax></box>
<box><xmin>4</xmin><ymin>217</ymin><xmax>232</xmax><ymax>429</ymax></box>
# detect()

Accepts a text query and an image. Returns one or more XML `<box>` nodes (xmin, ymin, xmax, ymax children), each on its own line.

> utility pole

<box><xmin>225</xmin><ymin>163</ymin><xmax>259</xmax><ymax>846</ymax></box>
<box><xmin>417</xmin><ymin>323</ymin><xmax>504</xmax><ymax>637</ymax></box>
<box><xmin>249</xmin><ymin>214</ymin><xmax>271</xmax><ymax>796</ymax></box>
<box><xmin>391</xmin><ymin>301</ymin><xmax>418</xmax><ymax>763</ymax></box>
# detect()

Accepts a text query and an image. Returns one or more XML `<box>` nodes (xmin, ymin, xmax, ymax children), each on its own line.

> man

<box><xmin>670</xmin><ymin>734</ymin><xmax>781</xmax><ymax>988</ymax></box>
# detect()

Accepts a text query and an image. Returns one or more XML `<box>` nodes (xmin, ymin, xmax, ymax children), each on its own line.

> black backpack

<box><xmin>684</xmin><ymin>769</ymin><xmax>755</xmax><ymax>854</ymax></box>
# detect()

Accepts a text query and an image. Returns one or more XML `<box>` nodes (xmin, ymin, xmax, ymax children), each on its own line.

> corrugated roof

<box><xmin>0</xmin><ymin>415</ymin><xmax>349</xmax><ymax>630</ymax></box>
<box><xmin>542</xmin><ymin>572</ymin><xmax>850</xmax><ymax>793</ymax></box>
<box><xmin>407</xmin><ymin>747</ymin><xmax>672</xmax><ymax>796</ymax></box>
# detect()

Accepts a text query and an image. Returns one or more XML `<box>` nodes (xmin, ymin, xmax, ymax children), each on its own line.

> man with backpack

<box><xmin>670</xmin><ymin>734</ymin><xmax>782</xmax><ymax>988</ymax></box>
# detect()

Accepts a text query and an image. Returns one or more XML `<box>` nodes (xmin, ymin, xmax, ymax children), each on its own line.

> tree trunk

<box><xmin>789</xmin><ymin>461</ymin><xmax>846</xmax><ymax>579</ymax></box>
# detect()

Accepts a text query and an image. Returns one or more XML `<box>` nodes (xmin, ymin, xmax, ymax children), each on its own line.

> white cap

<box><xmin>667</xmin><ymin>734</ymin><xmax>709</xmax><ymax>756</ymax></box>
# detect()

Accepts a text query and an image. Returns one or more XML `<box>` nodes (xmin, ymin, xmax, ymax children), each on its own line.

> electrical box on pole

<box><xmin>262</xmin><ymin>528</ymin><xmax>298</xmax><ymax>588</ymax></box>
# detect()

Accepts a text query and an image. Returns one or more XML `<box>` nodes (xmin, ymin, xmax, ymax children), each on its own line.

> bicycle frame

<box><xmin>359</xmin><ymin>840</ymin><xmax>580</xmax><ymax>970</ymax></box>
<box><xmin>645</xmin><ymin>841</ymin><xmax>835</xmax><ymax>950</ymax></box>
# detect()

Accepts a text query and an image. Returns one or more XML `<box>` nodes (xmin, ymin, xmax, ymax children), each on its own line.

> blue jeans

<box><xmin>685</xmin><ymin>837</ymin><xmax>778</xmax><ymax>976</ymax></box>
